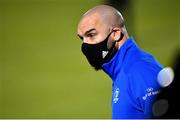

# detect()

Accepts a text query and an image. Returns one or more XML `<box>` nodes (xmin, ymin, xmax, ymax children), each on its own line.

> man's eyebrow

<box><xmin>85</xmin><ymin>28</ymin><xmax>96</xmax><ymax>35</ymax></box>
<box><xmin>77</xmin><ymin>28</ymin><xmax>96</xmax><ymax>40</ymax></box>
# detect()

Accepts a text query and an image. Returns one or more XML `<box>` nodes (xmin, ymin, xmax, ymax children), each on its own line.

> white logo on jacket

<box><xmin>142</xmin><ymin>87</ymin><xmax>160</xmax><ymax>100</ymax></box>
<box><xmin>113</xmin><ymin>88</ymin><xmax>120</xmax><ymax>103</ymax></box>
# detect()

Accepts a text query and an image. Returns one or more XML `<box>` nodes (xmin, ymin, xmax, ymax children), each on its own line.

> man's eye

<box><xmin>87</xmin><ymin>33</ymin><xmax>95</xmax><ymax>37</ymax></box>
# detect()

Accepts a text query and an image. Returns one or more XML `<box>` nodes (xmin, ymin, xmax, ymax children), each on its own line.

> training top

<box><xmin>102</xmin><ymin>37</ymin><xmax>163</xmax><ymax>119</ymax></box>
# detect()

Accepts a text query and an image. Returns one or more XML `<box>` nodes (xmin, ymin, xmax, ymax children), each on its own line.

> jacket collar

<box><xmin>102</xmin><ymin>37</ymin><xmax>137</xmax><ymax>81</ymax></box>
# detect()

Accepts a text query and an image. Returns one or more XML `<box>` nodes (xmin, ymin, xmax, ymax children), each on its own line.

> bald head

<box><xmin>77</xmin><ymin>5</ymin><xmax>128</xmax><ymax>45</ymax></box>
<box><xmin>82</xmin><ymin>5</ymin><xmax>124</xmax><ymax>28</ymax></box>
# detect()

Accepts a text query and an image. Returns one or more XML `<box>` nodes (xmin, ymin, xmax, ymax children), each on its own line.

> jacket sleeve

<box><xmin>128</xmin><ymin>61</ymin><xmax>162</xmax><ymax>118</ymax></box>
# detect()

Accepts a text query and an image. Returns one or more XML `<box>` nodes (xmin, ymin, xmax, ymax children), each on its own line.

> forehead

<box><xmin>77</xmin><ymin>14</ymin><xmax>105</xmax><ymax>35</ymax></box>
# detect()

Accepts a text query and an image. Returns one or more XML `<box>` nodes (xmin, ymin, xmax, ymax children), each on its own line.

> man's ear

<box><xmin>111</xmin><ymin>28</ymin><xmax>122</xmax><ymax>41</ymax></box>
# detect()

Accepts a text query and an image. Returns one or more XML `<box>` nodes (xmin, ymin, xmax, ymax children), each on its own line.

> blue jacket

<box><xmin>102</xmin><ymin>37</ymin><xmax>163</xmax><ymax>119</ymax></box>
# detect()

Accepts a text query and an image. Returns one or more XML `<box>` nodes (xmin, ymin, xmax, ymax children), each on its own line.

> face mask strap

<box><xmin>103</xmin><ymin>32</ymin><xmax>124</xmax><ymax>62</ymax></box>
<box><xmin>117</xmin><ymin>32</ymin><xmax>124</xmax><ymax>42</ymax></box>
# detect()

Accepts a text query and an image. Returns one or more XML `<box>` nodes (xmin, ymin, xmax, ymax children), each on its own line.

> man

<box><xmin>77</xmin><ymin>5</ymin><xmax>163</xmax><ymax>119</ymax></box>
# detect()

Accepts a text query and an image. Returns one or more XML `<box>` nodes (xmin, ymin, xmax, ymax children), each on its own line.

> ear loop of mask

<box><xmin>108</xmin><ymin>31</ymin><xmax>124</xmax><ymax>49</ymax></box>
<box><xmin>104</xmin><ymin>32</ymin><xmax>124</xmax><ymax>61</ymax></box>
<box><xmin>118</xmin><ymin>32</ymin><xmax>124</xmax><ymax>42</ymax></box>
<box><xmin>108</xmin><ymin>31</ymin><xmax>124</xmax><ymax>52</ymax></box>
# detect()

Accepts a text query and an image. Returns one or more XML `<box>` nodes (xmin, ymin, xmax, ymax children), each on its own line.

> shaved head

<box><xmin>82</xmin><ymin>5</ymin><xmax>124</xmax><ymax>28</ymax></box>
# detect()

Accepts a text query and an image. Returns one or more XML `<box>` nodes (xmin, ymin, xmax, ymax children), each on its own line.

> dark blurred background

<box><xmin>0</xmin><ymin>0</ymin><xmax>179</xmax><ymax>118</ymax></box>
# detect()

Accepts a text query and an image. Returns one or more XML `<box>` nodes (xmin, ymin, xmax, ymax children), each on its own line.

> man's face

<box><xmin>77</xmin><ymin>14</ymin><xmax>113</xmax><ymax>70</ymax></box>
<box><xmin>77</xmin><ymin>13</ymin><xmax>110</xmax><ymax>44</ymax></box>
<box><xmin>77</xmin><ymin>7</ymin><xmax>124</xmax><ymax>70</ymax></box>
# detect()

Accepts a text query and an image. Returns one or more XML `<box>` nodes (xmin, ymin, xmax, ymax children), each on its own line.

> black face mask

<box><xmin>81</xmin><ymin>32</ymin><xmax>124</xmax><ymax>70</ymax></box>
